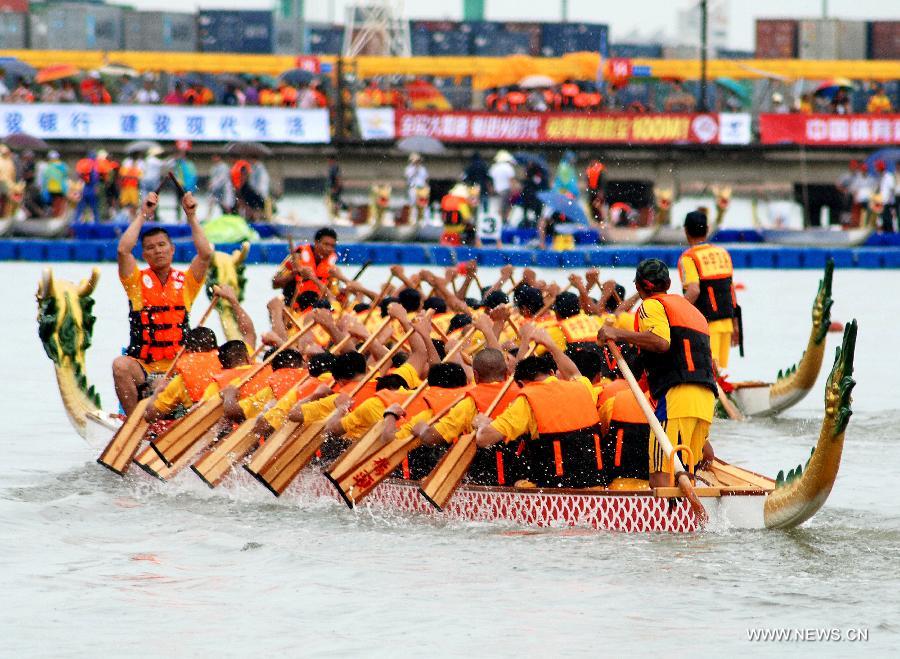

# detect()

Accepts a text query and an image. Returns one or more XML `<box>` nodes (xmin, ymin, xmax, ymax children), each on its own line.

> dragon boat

<box><xmin>724</xmin><ymin>259</ymin><xmax>836</xmax><ymax>417</ymax></box>
<box><xmin>36</xmin><ymin>256</ymin><xmax>857</xmax><ymax>532</ymax></box>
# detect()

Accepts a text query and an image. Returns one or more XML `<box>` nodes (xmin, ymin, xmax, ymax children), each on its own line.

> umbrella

<box><xmin>36</xmin><ymin>64</ymin><xmax>80</xmax><ymax>84</ymax></box>
<box><xmin>217</xmin><ymin>74</ymin><xmax>245</xmax><ymax>88</ymax></box>
<box><xmin>279</xmin><ymin>68</ymin><xmax>314</xmax><ymax>86</ymax></box>
<box><xmin>98</xmin><ymin>63</ymin><xmax>138</xmax><ymax>78</ymax></box>
<box><xmin>537</xmin><ymin>191</ymin><xmax>589</xmax><ymax>225</ymax></box>
<box><xmin>396</xmin><ymin>135</ymin><xmax>446</xmax><ymax>155</ymax></box>
<box><xmin>865</xmin><ymin>148</ymin><xmax>900</xmax><ymax>174</ymax></box>
<box><xmin>518</xmin><ymin>74</ymin><xmax>555</xmax><ymax>89</ymax></box>
<box><xmin>715</xmin><ymin>78</ymin><xmax>751</xmax><ymax>106</ymax></box>
<box><xmin>814</xmin><ymin>78</ymin><xmax>855</xmax><ymax>99</ymax></box>
<box><xmin>224</xmin><ymin>141</ymin><xmax>273</xmax><ymax>158</ymax></box>
<box><xmin>513</xmin><ymin>151</ymin><xmax>549</xmax><ymax>172</ymax></box>
<box><xmin>0</xmin><ymin>57</ymin><xmax>36</xmax><ymax>81</ymax></box>
<box><xmin>125</xmin><ymin>140</ymin><xmax>162</xmax><ymax>155</ymax></box>
<box><xmin>3</xmin><ymin>133</ymin><xmax>50</xmax><ymax>151</ymax></box>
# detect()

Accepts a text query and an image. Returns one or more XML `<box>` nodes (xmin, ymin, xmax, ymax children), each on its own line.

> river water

<box><xmin>2</xmin><ymin>262</ymin><xmax>898</xmax><ymax>656</ymax></box>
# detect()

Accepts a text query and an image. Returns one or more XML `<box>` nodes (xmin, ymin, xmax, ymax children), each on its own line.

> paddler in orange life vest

<box><xmin>678</xmin><ymin>210</ymin><xmax>739</xmax><ymax>370</ymax></box>
<box><xmin>597</xmin><ymin>259</ymin><xmax>717</xmax><ymax>489</ymax></box>
<box><xmin>473</xmin><ymin>324</ymin><xmax>604</xmax><ymax>489</ymax></box>
<box><xmin>585</xmin><ymin>160</ymin><xmax>607</xmax><ymax>222</ymax></box>
<box><xmin>272</xmin><ymin>227</ymin><xmax>346</xmax><ymax>309</ymax></box>
<box><xmin>112</xmin><ymin>190</ymin><xmax>212</xmax><ymax>415</ymax></box>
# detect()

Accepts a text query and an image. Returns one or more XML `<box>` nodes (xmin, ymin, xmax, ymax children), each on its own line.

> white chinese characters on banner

<box><xmin>355</xmin><ymin>108</ymin><xmax>396</xmax><ymax>140</ymax></box>
<box><xmin>0</xmin><ymin>104</ymin><xmax>331</xmax><ymax>143</ymax></box>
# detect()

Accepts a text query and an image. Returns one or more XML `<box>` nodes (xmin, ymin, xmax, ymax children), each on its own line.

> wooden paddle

<box><xmin>417</xmin><ymin>345</ymin><xmax>533</xmax><ymax>511</ymax></box>
<box><xmin>604</xmin><ymin>341</ymin><xmax>708</xmax><ymax>525</ymax></box>
<box><xmin>325</xmin><ymin>325</ymin><xmax>474</xmax><ymax>487</ymax></box>
<box><xmin>326</xmin><ymin>328</ymin><xmax>475</xmax><ymax>503</ymax></box>
<box><xmin>242</xmin><ymin>316</ymin><xmax>393</xmax><ymax>481</ymax></box>
<box><xmin>190</xmin><ymin>331</ymin><xmax>357</xmax><ymax>488</ymax></box>
<box><xmin>148</xmin><ymin>320</ymin><xmax>316</xmax><ymax>469</ymax></box>
<box><xmin>331</xmin><ymin>391</ymin><xmax>468</xmax><ymax>508</ymax></box>
<box><xmin>714</xmin><ymin>364</ymin><xmax>745</xmax><ymax>421</ymax></box>
<box><xmin>247</xmin><ymin>325</ymin><xmax>416</xmax><ymax>496</ymax></box>
<box><xmin>96</xmin><ymin>294</ymin><xmax>219</xmax><ymax>476</ymax></box>
<box><xmin>363</xmin><ymin>275</ymin><xmax>394</xmax><ymax>324</ymax></box>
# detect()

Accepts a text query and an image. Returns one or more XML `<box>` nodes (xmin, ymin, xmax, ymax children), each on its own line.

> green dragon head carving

<box><xmin>36</xmin><ymin>268</ymin><xmax>102</xmax><ymax>408</ymax></box>
<box><xmin>811</xmin><ymin>257</ymin><xmax>834</xmax><ymax>345</ymax></box>
<box><xmin>764</xmin><ymin>321</ymin><xmax>856</xmax><ymax>529</ymax></box>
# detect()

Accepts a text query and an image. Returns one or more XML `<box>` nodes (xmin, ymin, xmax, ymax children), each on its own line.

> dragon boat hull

<box><xmin>760</xmin><ymin>227</ymin><xmax>873</xmax><ymax>247</ymax></box>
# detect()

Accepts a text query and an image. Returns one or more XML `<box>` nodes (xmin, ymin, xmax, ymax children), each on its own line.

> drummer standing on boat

<box><xmin>677</xmin><ymin>210</ymin><xmax>739</xmax><ymax>370</ymax></box>
<box><xmin>271</xmin><ymin>227</ymin><xmax>347</xmax><ymax>309</ymax></box>
<box><xmin>112</xmin><ymin>190</ymin><xmax>212</xmax><ymax>414</ymax></box>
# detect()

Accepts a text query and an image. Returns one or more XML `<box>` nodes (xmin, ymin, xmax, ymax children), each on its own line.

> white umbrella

<box><xmin>518</xmin><ymin>75</ymin><xmax>555</xmax><ymax>89</ymax></box>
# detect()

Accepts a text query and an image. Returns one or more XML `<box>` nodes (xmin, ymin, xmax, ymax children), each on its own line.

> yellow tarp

<box><xmin>2</xmin><ymin>49</ymin><xmax>898</xmax><ymax>83</ymax></box>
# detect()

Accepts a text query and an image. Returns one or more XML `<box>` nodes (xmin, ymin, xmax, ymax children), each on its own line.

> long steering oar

<box><xmin>190</xmin><ymin>330</ymin><xmax>357</xmax><ymax>488</ymax></box>
<box><xmin>418</xmin><ymin>345</ymin><xmax>533</xmax><ymax>511</ymax></box>
<box><xmin>248</xmin><ymin>324</ymin><xmax>415</xmax><ymax>497</ymax></box>
<box><xmin>146</xmin><ymin>320</ymin><xmax>316</xmax><ymax>472</ymax></box>
<box><xmin>244</xmin><ymin>316</ymin><xmax>391</xmax><ymax>480</ymax></box>
<box><xmin>97</xmin><ymin>293</ymin><xmax>219</xmax><ymax>476</ymax></box>
<box><xmin>327</xmin><ymin>329</ymin><xmax>475</xmax><ymax>507</ymax></box>
<box><xmin>605</xmin><ymin>341</ymin><xmax>708</xmax><ymax>525</ymax></box>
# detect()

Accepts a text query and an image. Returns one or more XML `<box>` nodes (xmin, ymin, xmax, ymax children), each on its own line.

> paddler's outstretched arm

<box><xmin>531</xmin><ymin>327</ymin><xmax>580</xmax><ymax>380</ymax></box>
<box><xmin>184</xmin><ymin>192</ymin><xmax>213</xmax><ymax>283</ymax></box>
<box><xmin>117</xmin><ymin>193</ymin><xmax>155</xmax><ymax>279</ymax></box>
<box><xmin>214</xmin><ymin>284</ymin><xmax>256</xmax><ymax>348</ymax></box>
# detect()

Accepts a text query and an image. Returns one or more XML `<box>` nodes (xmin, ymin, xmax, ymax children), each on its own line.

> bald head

<box><xmin>473</xmin><ymin>348</ymin><xmax>507</xmax><ymax>383</ymax></box>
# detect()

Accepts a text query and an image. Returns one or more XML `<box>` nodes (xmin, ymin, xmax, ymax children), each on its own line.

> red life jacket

<box><xmin>230</xmin><ymin>160</ymin><xmax>251</xmax><ymax>189</ymax></box>
<box><xmin>291</xmin><ymin>243</ymin><xmax>337</xmax><ymax>303</ymax></box>
<box><xmin>586</xmin><ymin>162</ymin><xmax>605</xmax><ymax>190</ymax></box>
<box><xmin>126</xmin><ymin>268</ymin><xmax>189</xmax><ymax>364</ymax></box>
<box><xmin>176</xmin><ymin>350</ymin><xmax>223</xmax><ymax>402</ymax></box>
<box><xmin>505</xmin><ymin>91</ymin><xmax>527</xmax><ymax>111</ymax></box>
<box><xmin>636</xmin><ymin>294</ymin><xmax>716</xmax><ymax>400</ymax></box>
<box><xmin>76</xmin><ymin>158</ymin><xmax>96</xmax><ymax>183</ymax></box>
<box><xmin>679</xmin><ymin>243</ymin><xmax>736</xmax><ymax>322</ymax></box>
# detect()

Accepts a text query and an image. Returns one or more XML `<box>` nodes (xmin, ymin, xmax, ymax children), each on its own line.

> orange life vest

<box><xmin>291</xmin><ymin>243</ymin><xmax>337</xmax><ymax>303</ymax></box>
<box><xmin>266</xmin><ymin>368</ymin><xmax>310</xmax><ymax>399</ymax></box>
<box><xmin>440</xmin><ymin>195</ymin><xmax>466</xmax><ymax>227</ymax></box>
<box><xmin>422</xmin><ymin>386</ymin><xmax>468</xmax><ymax>415</ymax></box>
<box><xmin>230</xmin><ymin>160</ymin><xmax>251</xmax><ymax>189</ymax></box>
<box><xmin>466</xmin><ymin>381</ymin><xmax>520</xmax><ymax>417</ymax></box>
<box><xmin>76</xmin><ymin>158</ymin><xmax>96</xmax><ymax>183</ymax></box>
<box><xmin>126</xmin><ymin>268</ymin><xmax>189</xmax><ymax>364</ymax></box>
<box><xmin>601</xmin><ymin>389</ymin><xmax>650</xmax><ymax>483</ymax></box>
<box><xmin>560</xmin><ymin>83</ymin><xmax>579</xmax><ymax>106</ymax></box>
<box><xmin>679</xmin><ymin>243</ymin><xmax>736</xmax><ymax>322</ymax></box>
<box><xmin>505</xmin><ymin>91</ymin><xmax>527</xmax><ymax>111</ymax></box>
<box><xmin>119</xmin><ymin>163</ymin><xmax>141</xmax><ymax>188</ymax></box>
<box><xmin>596</xmin><ymin>377</ymin><xmax>629</xmax><ymax>410</ymax></box>
<box><xmin>558</xmin><ymin>313</ymin><xmax>602</xmax><ymax>345</ymax></box>
<box><xmin>463</xmin><ymin>380</ymin><xmax>524</xmax><ymax>486</ymax></box>
<box><xmin>213</xmin><ymin>364</ymin><xmax>273</xmax><ymax>398</ymax></box>
<box><xmin>374</xmin><ymin>388</ymin><xmax>429</xmax><ymax>417</ymax></box>
<box><xmin>586</xmin><ymin>162</ymin><xmax>605</xmax><ymax>190</ymax></box>
<box><xmin>636</xmin><ymin>294</ymin><xmax>716</xmax><ymax>400</ymax></box>
<box><xmin>176</xmin><ymin>350</ymin><xmax>223</xmax><ymax>402</ymax></box>
<box><xmin>517</xmin><ymin>378</ymin><xmax>603</xmax><ymax>488</ymax></box>
<box><xmin>338</xmin><ymin>379</ymin><xmax>379</xmax><ymax>409</ymax></box>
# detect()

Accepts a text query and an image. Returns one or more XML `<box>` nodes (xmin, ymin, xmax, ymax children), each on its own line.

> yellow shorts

<box><xmin>649</xmin><ymin>417</ymin><xmax>710</xmax><ymax>473</ymax></box>
<box><xmin>709</xmin><ymin>330</ymin><xmax>732</xmax><ymax>369</ymax></box>
<box><xmin>120</xmin><ymin>186</ymin><xmax>140</xmax><ymax>207</ymax></box>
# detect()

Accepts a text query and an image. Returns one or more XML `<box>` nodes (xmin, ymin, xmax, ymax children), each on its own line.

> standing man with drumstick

<box><xmin>272</xmin><ymin>227</ymin><xmax>348</xmax><ymax>309</ymax></box>
<box><xmin>112</xmin><ymin>183</ymin><xmax>213</xmax><ymax>414</ymax></box>
<box><xmin>596</xmin><ymin>259</ymin><xmax>716</xmax><ymax>488</ymax></box>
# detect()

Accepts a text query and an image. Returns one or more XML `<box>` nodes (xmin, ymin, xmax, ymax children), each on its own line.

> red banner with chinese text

<box><xmin>395</xmin><ymin>110</ymin><xmax>726</xmax><ymax>144</ymax></box>
<box><xmin>759</xmin><ymin>113</ymin><xmax>900</xmax><ymax>145</ymax></box>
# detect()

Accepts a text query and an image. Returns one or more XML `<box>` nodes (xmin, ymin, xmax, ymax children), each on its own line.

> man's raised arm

<box><xmin>117</xmin><ymin>193</ymin><xmax>153</xmax><ymax>279</ymax></box>
<box><xmin>184</xmin><ymin>192</ymin><xmax>213</xmax><ymax>283</ymax></box>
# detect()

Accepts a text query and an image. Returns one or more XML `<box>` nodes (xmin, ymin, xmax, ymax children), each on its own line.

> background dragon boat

<box><xmin>36</xmin><ymin>258</ymin><xmax>857</xmax><ymax>532</ymax></box>
<box><xmin>725</xmin><ymin>259</ymin><xmax>836</xmax><ymax>417</ymax></box>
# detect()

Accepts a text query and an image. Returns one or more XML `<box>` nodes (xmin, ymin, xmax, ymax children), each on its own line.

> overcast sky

<box><xmin>122</xmin><ymin>0</ymin><xmax>900</xmax><ymax>51</ymax></box>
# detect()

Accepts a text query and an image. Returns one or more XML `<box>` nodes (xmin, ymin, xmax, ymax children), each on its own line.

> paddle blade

<box><xmin>244</xmin><ymin>419</ymin><xmax>300</xmax><ymax>477</ymax></box>
<box><xmin>418</xmin><ymin>434</ymin><xmax>477</xmax><ymax>511</ymax></box>
<box><xmin>150</xmin><ymin>398</ymin><xmax>222</xmax><ymax>466</ymax></box>
<box><xmin>330</xmin><ymin>436</ymin><xmax>421</xmax><ymax>509</ymax></box>
<box><xmin>97</xmin><ymin>398</ymin><xmax>151</xmax><ymax>476</ymax></box>
<box><xmin>325</xmin><ymin>420</ymin><xmax>386</xmax><ymax>485</ymax></box>
<box><xmin>678</xmin><ymin>473</ymin><xmax>709</xmax><ymax>526</ymax></box>
<box><xmin>252</xmin><ymin>419</ymin><xmax>327</xmax><ymax>497</ymax></box>
<box><xmin>191</xmin><ymin>416</ymin><xmax>261</xmax><ymax>488</ymax></box>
